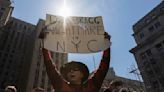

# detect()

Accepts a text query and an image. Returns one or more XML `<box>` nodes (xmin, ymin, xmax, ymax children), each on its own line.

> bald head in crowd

<box><xmin>5</xmin><ymin>86</ymin><xmax>17</xmax><ymax>92</ymax></box>
<box><xmin>33</xmin><ymin>87</ymin><xmax>44</xmax><ymax>92</ymax></box>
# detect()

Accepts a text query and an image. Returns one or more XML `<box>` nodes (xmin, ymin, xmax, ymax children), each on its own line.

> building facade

<box><xmin>0</xmin><ymin>0</ymin><xmax>13</xmax><ymax>27</ymax></box>
<box><xmin>101</xmin><ymin>68</ymin><xmax>145</xmax><ymax>92</ymax></box>
<box><xmin>0</xmin><ymin>0</ymin><xmax>68</xmax><ymax>92</ymax></box>
<box><xmin>0</xmin><ymin>17</ymin><xmax>36</xmax><ymax>92</ymax></box>
<box><xmin>130</xmin><ymin>1</ymin><xmax>164</xmax><ymax>92</ymax></box>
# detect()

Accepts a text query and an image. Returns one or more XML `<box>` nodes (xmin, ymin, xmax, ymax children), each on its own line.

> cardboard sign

<box><xmin>44</xmin><ymin>14</ymin><xmax>109</xmax><ymax>53</ymax></box>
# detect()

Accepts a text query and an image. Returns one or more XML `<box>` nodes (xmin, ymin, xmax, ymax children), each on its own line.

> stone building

<box><xmin>0</xmin><ymin>0</ymin><xmax>13</xmax><ymax>27</ymax></box>
<box><xmin>100</xmin><ymin>68</ymin><xmax>145</xmax><ymax>92</ymax></box>
<box><xmin>130</xmin><ymin>1</ymin><xmax>164</xmax><ymax>92</ymax></box>
<box><xmin>0</xmin><ymin>16</ymin><xmax>35</xmax><ymax>92</ymax></box>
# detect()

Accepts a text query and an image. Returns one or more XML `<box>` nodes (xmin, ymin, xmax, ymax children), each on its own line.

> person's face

<box><xmin>67</xmin><ymin>68</ymin><xmax>84</xmax><ymax>84</ymax></box>
<box><xmin>5</xmin><ymin>89</ymin><xmax>14</xmax><ymax>92</ymax></box>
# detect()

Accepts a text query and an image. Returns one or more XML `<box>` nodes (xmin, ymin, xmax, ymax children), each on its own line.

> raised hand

<box><xmin>104</xmin><ymin>32</ymin><xmax>111</xmax><ymax>41</ymax></box>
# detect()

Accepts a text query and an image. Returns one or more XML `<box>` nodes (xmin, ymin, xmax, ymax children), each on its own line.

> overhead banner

<box><xmin>44</xmin><ymin>14</ymin><xmax>109</xmax><ymax>53</ymax></box>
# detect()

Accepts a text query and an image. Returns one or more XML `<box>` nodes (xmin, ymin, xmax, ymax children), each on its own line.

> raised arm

<box><xmin>89</xmin><ymin>32</ymin><xmax>111</xmax><ymax>89</ymax></box>
<box><xmin>42</xmin><ymin>48</ymin><xmax>63</xmax><ymax>89</ymax></box>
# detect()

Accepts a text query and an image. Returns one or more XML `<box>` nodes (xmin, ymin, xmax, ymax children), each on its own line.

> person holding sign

<box><xmin>40</xmin><ymin>32</ymin><xmax>111</xmax><ymax>92</ymax></box>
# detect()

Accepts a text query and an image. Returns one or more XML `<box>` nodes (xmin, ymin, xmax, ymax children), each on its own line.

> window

<box><xmin>34</xmin><ymin>71</ymin><xmax>39</xmax><ymax>84</ymax></box>
<box><xmin>7</xmin><ymin>65</ymin><xmax>10</xmax><ymax>69</ymax></box>
<box><xmin>148</xmin><ymin>26</ymin><xmax>155</xmax><ymax>32</ymax></box>
<box><xmin>28</xmin><ymin>28</ymin><xmax>31</xmax><ymax>31</ymax></box>
<box><xmin>0</xmin><ymin>70</ymin><xmax>2</xmax><ymax>76</ymax></box>
<box><xmin>7</xmin><ymin>44</ymin><xmax>11</xmax><ymax>50</ymax></box>
<box><xmin>9</xmin><ymin>60</ymin><xmax>12</xmax><ymax>63</ymax></box>
<box><xmin>0</xmin><ymin>63</ymin><xmax>4</xmax><ymax>67</ymax></box>
<box><xmin>155</xmin><ymin>43</ymin><xmax>162</xmax><ymax>51</ymax></box>
<box><xmin>19</xmin><ymin>24</ymin><xmax>23</xmax><ymax>29</ymax></box>
<box><xmin>1</xmin><ymin>7</ymin><xmax>5</xmax><ymax>11</ymax></box>
<box><xmin>146</xmin><ymin>70</ymin><xmax>154</xmax><ymax>76</ymax></box>
<box><xmin>3</xmin><ymin>58</ymin><xmax>6</xmax><ymax>62</ymax></box>
<box><xmin>141</xmin><ymin>61</ymin><xmax>146</xmax><ymax>67</ymax></box>
<box><xmin>10</xmin><ymin>54</ymin><xmax>13</xmax><ymax>58</ymax></box>
<box><xmin>154</xmin><ymin>67</ymin><xmax>161</xmax><ymax>75</ymax></box>
<box><xmin>0</xmin><ymin>52</ymin><xmax>1</xmax><ymax>58</ymax></box>
<box><xmin>33</xmin><ymin>76</ymin><xmax>38</xmax><ymax>88</ymax></box>
<box><xmin>4</xmin><ymin>53</ymin><xmax>8</xmax><ymax>57</ymax></box>
<box><xmin>160</xmin><ymin>7</ymin><xmax>164</xmax><ymax>12</ymax></box>
<box><xmin>2</xmin><ymin>33</ymin><xmax>8</xmax><ymax>46</ymax></box>
<box><xmin>13</xmin><ymin>22</ymin><xmax>17</xmax><ymax>28</ymax></box>
<box><xmin>159</xmin><ymin>77</ymin><xmax>164</xmax><ymax>86</ymax></box>
<box><xmin>154</xmin><ymin>21</ymin><xmax>161</xmax><ymax>28</ymax></box>
<box><xmin>0</xmin><ymin>12</ymin><xmax>3</xmax><ymax>17</ymax></box>
<box><xmin>41</xmin><ymin>78</ymin><xmax>45</xmax><ymax>88</ymax></box>
<box><xmin>151</xmin><ymin>15</ymin><xmax>156</xmax><ymax>19</ymax></box>
<box><xmin>9</xmin><ymin>21</ymin><xmax>13</xmax><ymax>26</ymax></box>
<box><xmin>139</xmin><ymin>32</ymin><xmax>144</xmax><ymax>39</ymax></box>
<box><xmin>5</xmin><ymin>72</ymin><xmax>9</xmax><ymax>76</ymax></box>
<box><xmin>152</xmin><ymin>80</ymin><xmax>159</xmax><ymax>89</ymax></box>
<box><xmin>140</xmin><ymin>53</ymin><xmax>146</xmax><ymax>59</ymax></box>
<box><xmin>150</xmin><ymin>58</ymin><xmax>156</xmax><ymax>65</ymax></box>
<box><xmin>14</xmin><ymin>32</ymin><xmax>20</xmax><ymax>48</ymax></box>
<box><xmin>12</xmin><ymin>50</ymin><xmax>15</xmax><ymax>53</ymax></box>
<box><xmin>146</xmin><ymin>49</ymin><xmax>152</xmax><ymax>56</ymax></box>
<box><xmin>24</xmin><ymin>25</ymin><xmax>27</xmax><ymax>30</ymax></box>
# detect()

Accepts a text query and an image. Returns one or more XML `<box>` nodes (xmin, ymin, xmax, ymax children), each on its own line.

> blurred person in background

<box><xmin>33</xmin><ymin>87</ymin><xmax>44</xmax><ymax>92</ymax></box>
<box><xmin>5</xmin><ymin>86</ymin><xmax>17</xmax><ymax>92</ymax></box>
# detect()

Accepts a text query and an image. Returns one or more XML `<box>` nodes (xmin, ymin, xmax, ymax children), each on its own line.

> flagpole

<box><xmin>92</xmin><ymin>54</ymin><xmax>96</xmax><ymax>70</ymax></box>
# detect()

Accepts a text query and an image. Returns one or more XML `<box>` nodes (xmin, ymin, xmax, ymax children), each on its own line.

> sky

<box><xmin>12</xmin><ymin>0</ymin><xmax>161</xmax><ymax>80</ymax></box>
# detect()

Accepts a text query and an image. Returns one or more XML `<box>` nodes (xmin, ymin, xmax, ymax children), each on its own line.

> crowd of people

<box><xmin>4</xmin><ymin>80</ymin><xmax>128</xmax><ymax>92</ymax></box>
